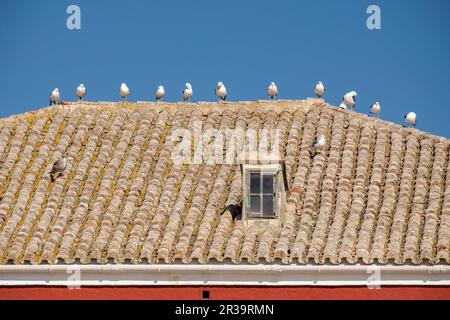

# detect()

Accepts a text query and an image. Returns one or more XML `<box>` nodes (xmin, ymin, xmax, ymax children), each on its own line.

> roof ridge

<box><xmin>1</xmin><ymin>99</ymin><xmax>448</xmax><ymax>142</ymax></box>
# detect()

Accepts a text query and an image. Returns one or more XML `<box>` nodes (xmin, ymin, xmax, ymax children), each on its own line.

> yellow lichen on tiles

<box><xmin>0</xmin><ymin>100</ymin><xmax>448</xmax><ymax>265</ymax></box>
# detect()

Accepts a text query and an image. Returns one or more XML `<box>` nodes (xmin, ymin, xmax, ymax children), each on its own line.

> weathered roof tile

<box><xmin>0</xmin><ymin>100</ymin><xmax>448</xmax><ymax>265</ymax></box>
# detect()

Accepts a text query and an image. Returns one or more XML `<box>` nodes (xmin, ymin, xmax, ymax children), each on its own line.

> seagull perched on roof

<box><xmin>155</xmin><ymin>85</ymin><xmax>165</xmax><ymax>101</ymax></box>
<box><xmin>315</xmin><ymin>81</ymin><xmax>325</xmax><ymax>98</ymax></box>
<box><xmin>267</xmin><ymin>82</ymin><xmax>278</xmax><ymax>99</ymax></box>
<box><xmin>312</xmin><ymin>135</ymin><xmax>326</xmax><ymax>149</ymax></box>
<box><xmin>311</xmin><ymin>135</ymin><xmax>326</xmax><ymax>157</ymax></box>
<box><xmin>215</xmin><ymin>81</ymin><xmax>227</xmax><ymax>101</ymax></box>
<box><xmin>182</xmin><ymin>83</ymin><xmax>193</xmax><ymax>102</ymax></box>
<box><xmin>49</xmin><ymin>88</ymin><xmax>60</xmax><ymax>105</ymax></box>
<box><xmin>339</xmin><ymin>102</ymin><xmax>348</xmax><ymax>110</ymax></box>
<box><xmin>50</xmin><ymin>154</ymin><xmax>67</xmax><ymax>182</ymax></box>
<box><xmin>120</xmin><ymin>83</ymin><xmax>129</xmax><ymax>101</ymax></box>
<box><xmin>404</xmin><ymin>112</ymin><xmax>417</xmax><ymax>128</ymax></box>
<box><xmin>369</xmin><ymin>102</ymin><xmax>381</xmax><ymax>117</ymax></box>
<box><xmin>76</xmin><ymin>84</ymin><xmax>86</xmax><ymax>100</ymax></box>
<box><xmin>343</xmin><ymin>91</ymin><xmax>357</xmax><ymax>111</ymax></box>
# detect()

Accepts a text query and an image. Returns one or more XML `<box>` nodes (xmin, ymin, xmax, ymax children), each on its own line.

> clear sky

<box><xmin>1</xmin><ymin>0</ymin><xmax>449</xmax><ymax>137</ymax></box>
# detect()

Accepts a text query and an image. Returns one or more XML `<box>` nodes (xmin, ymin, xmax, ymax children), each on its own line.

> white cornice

<box><xmin>0</xmin><ymin>264</ymin><xmax>448</xmax><ymax>287</ymax></box>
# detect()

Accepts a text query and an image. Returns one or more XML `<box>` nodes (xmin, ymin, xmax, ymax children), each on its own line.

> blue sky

<box><xmin>1</xmin><ymin>0</ymin><xmax>449</xmax><ymax>137</ymax></box>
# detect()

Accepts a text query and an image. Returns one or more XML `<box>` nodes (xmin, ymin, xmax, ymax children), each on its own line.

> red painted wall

<box><xmin>0</xmin><ymin>286</ymin><xmax>449</xmax><ymax>300</ymax></box>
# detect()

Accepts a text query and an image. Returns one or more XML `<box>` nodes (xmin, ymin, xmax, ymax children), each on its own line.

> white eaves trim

<box><xmin>0</xmin><ymin>264</ymin><xmax>449</xmax><ymax>287</ymax></box>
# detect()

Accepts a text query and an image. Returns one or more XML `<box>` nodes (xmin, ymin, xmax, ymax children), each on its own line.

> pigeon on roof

<box><xmin>76</xmin><ymin>84</ymin><xmax>86</xmax><ymax>101</ymax></box>
<box><xmin>156</xmin><ymin>85</ymin><xmax>165</xmax><ymax>102</ymax></box>
<box><xmin>315</xmin><ymin>81</ymin><xmax>325</xmax><ymax>98</ymax></box>
<box><xmin>267</xmin><ymin>82</ymin><xmax>278</xmax><ymax>99</ymax></box>
<box><xmin>343</xmin><ymin>91</ymin><xmax>357</xmax><ymax>110</ymax></box>
<box><xmin>49</xmin><ymin>88</ymin><xmax>60</xmax><ymax>105</ymax></box>
<box><xmin>215</xmin><ymin>82</ymin><xmax>227</xmax><ymax>101</ymax></box>
<box><xmin>50</xmin><ymin>155</ymin><xmax>67</xmax><ymax>182</ymax></box>
<box><xmin>120</xmin><ymin>83</ymin><xmax>129</xmax><ymax>101</ymax></box>
<box><xmin>404</xmin><ymin>112</ymin><xmax>417</xmax><ymax>127</ymax></box>
<box><xmin>369</xmin><ymin>101</ymin><xmax>381</xmax><ymax>117</ymax></box>
<box><xmin>182</xmin><ymin>83</ymin><xmax>193</xmax><ymax>102</ymax></box>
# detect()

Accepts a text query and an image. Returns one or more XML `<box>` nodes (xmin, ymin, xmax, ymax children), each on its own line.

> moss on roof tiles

<box><xmin>0</xmin><ymin>99</ymin><xmax>448</xmax><ymax>265</ymax></box>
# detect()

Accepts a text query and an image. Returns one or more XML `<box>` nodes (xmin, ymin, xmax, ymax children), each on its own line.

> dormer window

<box><xmin>247</xmin><ymin>169</ymin><xmax>277</xmax><ymax>218</ymax></box>
<box><xmin>241</xmin><ymin>162</ymin><xmax>288</xmax><ymax>222</ymax></box>
<box><xmin>239</xmin><ymin>153</ymin><xmax>289</xmax><ymax>224</ymax></box>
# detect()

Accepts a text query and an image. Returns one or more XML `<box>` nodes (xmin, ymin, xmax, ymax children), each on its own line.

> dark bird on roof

<box><xmin>222</xmin><ymin>203</ymin><xmax>241</xmax><ymax>220</ymax></box>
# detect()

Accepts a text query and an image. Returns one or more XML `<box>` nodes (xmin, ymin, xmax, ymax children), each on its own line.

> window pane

<box><xmin>250</xmin><ymin>172</ymin><xmax>260</xmax><ymax>193</ymax></box>
<box><xmin>262</xmin><ymin>174</ymin><xmax>274</xmax><ymax>193</ymax></box>
<box><xmin>250</xmin><ymin>195</ymin><xmax>260</xmax><ymax>213</ymax></box>
<box><xmin>262</xmin><ymin>195</ymin><xmax>274</xmax><ymax>217</ymax></box>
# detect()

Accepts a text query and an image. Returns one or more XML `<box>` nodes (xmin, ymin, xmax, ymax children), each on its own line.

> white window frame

<box><xmin>244</xmin><ymin>165</ymin><xmax>279</xmax><ymax>219</ymax></box>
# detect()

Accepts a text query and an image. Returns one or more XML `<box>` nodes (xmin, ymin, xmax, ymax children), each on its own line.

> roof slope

<box><xmin>0</xmin><ymin>100</ymin><xmax>448</xmax><ymax>265</ymax></box>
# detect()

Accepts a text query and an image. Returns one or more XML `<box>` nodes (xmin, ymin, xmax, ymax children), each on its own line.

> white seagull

<box><xmin>76</xmin><ymin>84</ymin><xmax>86</xmax><ymax>100</ymax></box>
<box><xmin>404</xmin><ymin>112</ymin><xmax>417</xmax><ymax>128</ymax></box>
<box><xmin>120</xmin><ymin>83</ymin><xmax>129</xmax><ymax>101</ymax></box>
<box><xmin>312</xmin><ymin>135</ymin><xmax>326</xmax><ymax>149</ymax></box>
<box><xmin>267</xmin><ymin>82</ymin><xmax>278</xmax><ymax>99</ymax></box>
<box><xmin>311</xmin><ymin>135</ymin><xmax>326</xmax><ymax>157</ymax></box>
<box><xmin>343</xmin><ymin>91</ymin><xmax>357</xmax><ymax>110</ymax></box>
<box><xmin>155</xmin><ymin>85</ymin><xmax>165</xmax><ymax>101</ymax></box>
<box><xmin>339</xmin><ymin>102</ymin><xmax>348</xmax><ymax>110</ymax></box>
<box><xmin>50</xmin><ymin>154</ymin><xmax>67</xmax><ymax>182</ymax></box>
<box><xmin>182</xmin><ymin>83</ymin><xmax>193</xmax><ymax>102</ymax></box>
<box><xmin>215</xmin><ymin>81</ymin><xmax>227</xmax><ymax>101</ymax></box>
<box><xmin>369</xmin><ymin>102</ymin><xmax>381</xmax><ymax>117</ymax></box>
<box><xmin>49</xmin><ymin>88</ymin><xmax>60</xmax><ymax>105</ymax></box>
<box><xmin>315</xmin><ymin>81</ymin><xmax>325</xmax><ymax>98</ymax></box>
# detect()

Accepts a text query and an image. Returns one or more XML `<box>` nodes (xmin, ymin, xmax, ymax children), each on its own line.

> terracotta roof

<box><xmin>0</xmin><ymin>99</ymin><xmax>448</xmax><ymax>265</ymax></box>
